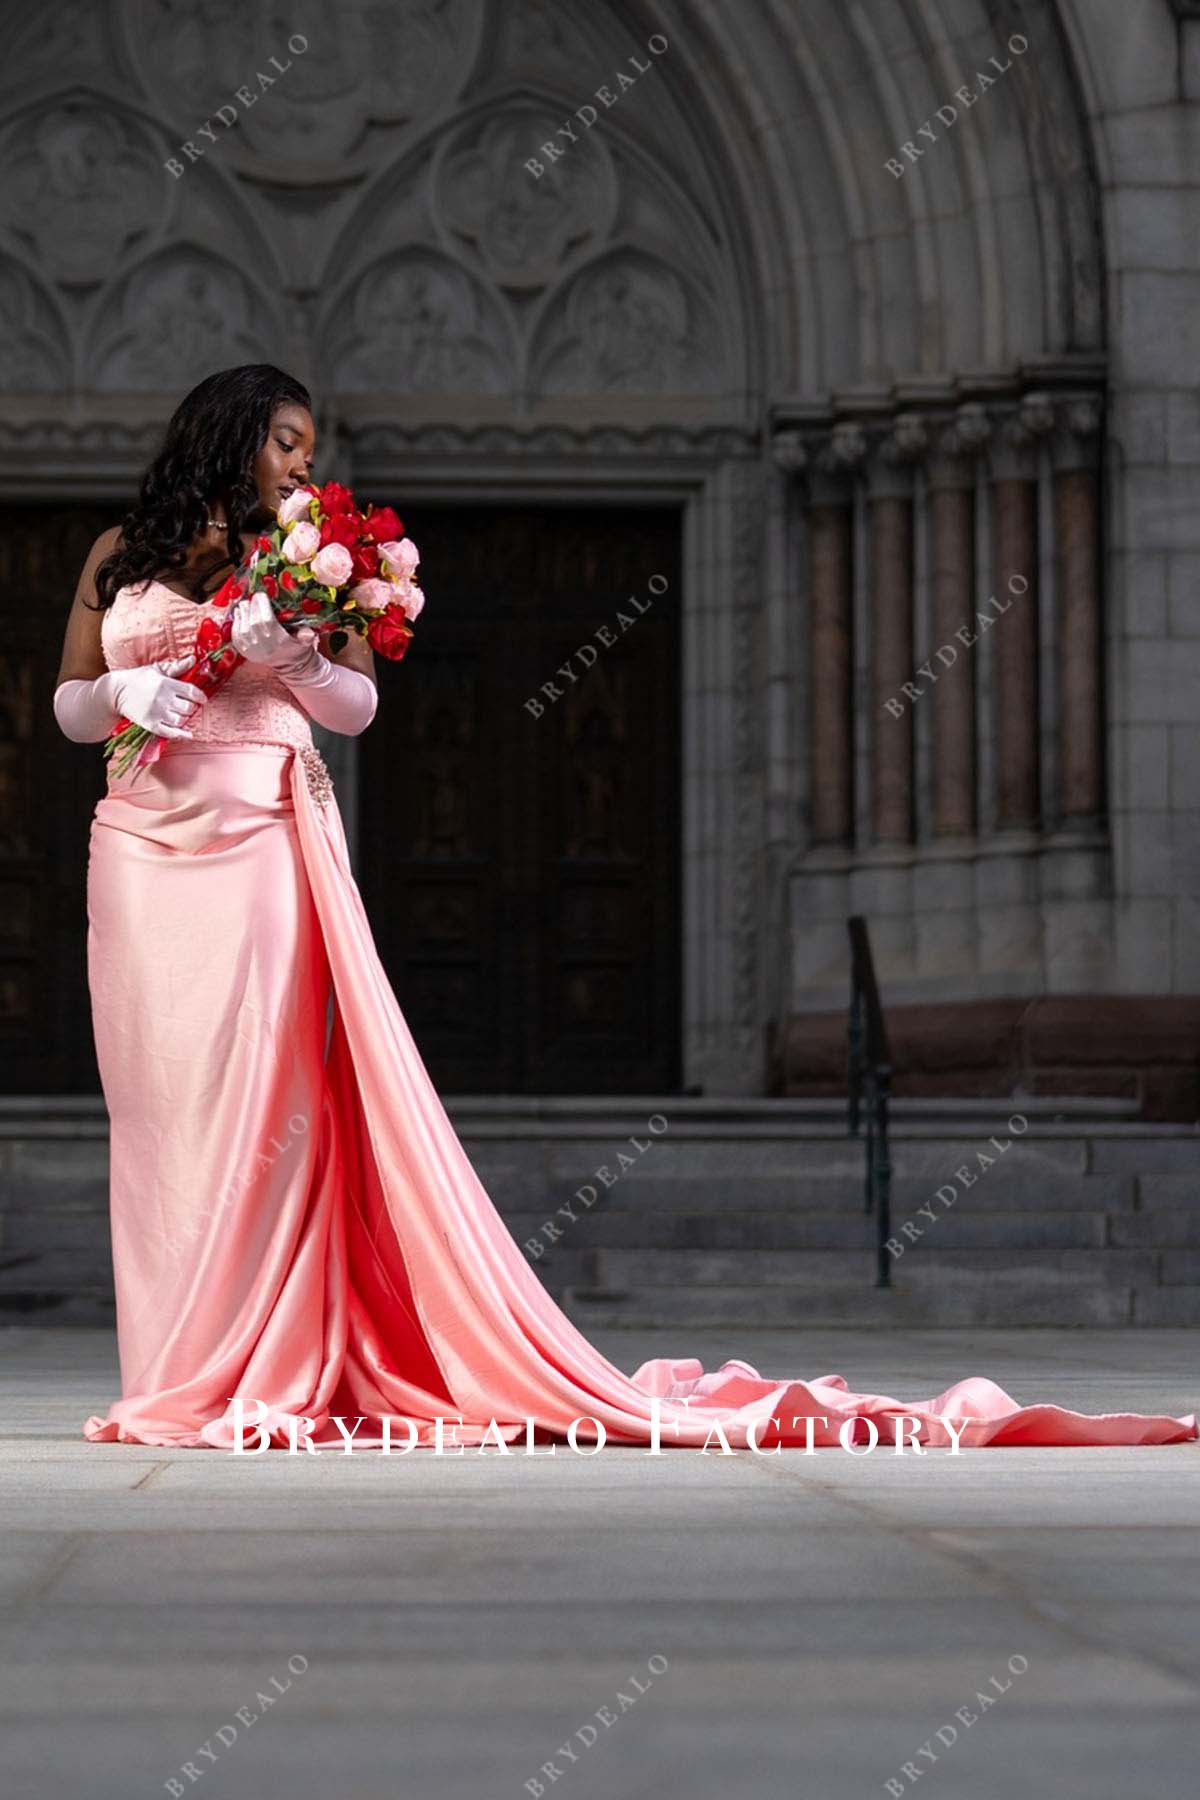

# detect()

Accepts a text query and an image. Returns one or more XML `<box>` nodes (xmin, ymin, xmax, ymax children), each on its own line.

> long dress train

<box><xmin>81</xmin><ymin>581</ymin><xmax>1197</xmax><ymax>1451</ymax></box>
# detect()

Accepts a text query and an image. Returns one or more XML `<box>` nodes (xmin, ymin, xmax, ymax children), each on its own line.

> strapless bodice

<box><xmin>102</xmin><ymin>579</ymin><xmax>314</xmax><ymax>752</ymax></box>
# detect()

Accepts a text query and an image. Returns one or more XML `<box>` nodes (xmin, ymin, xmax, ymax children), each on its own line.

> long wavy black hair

<box><xmin>94</xmin><ymin>364</ymin><xmax>313</xmax><ymax>609</ymax></box>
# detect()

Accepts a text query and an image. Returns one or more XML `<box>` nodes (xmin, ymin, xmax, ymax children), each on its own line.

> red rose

<box><xmin>320</xmin><ymin>511</ymin><xmax>361</xmax><ymax>551</ymax></box>
<box><xmin>350</xmin><ymin>541</ymin><xmax>380</xmax><ymax>583</ymax></box>
<box><xmin>363</xmin><ymin>506</ymin><xmax>403</xmax><ymax>544</ymax></box>
<box><xmin>196</xmin><ymin>617</ymin><xmax>227</xmax><ymax>652</ymax></box>
<box><xmin>260</xmin><ymin>575</ymin><xmax>278</xmax><ymax>598</ymax></box>
<box><xmin>211</xmin><ymin>574</ymin><xmax>244</xmax><ymax>609</ymax></box>
<box><xmin>279</xmin><ymin>569</ymin><xmax>297</xmax><ymax>591</ymax></box>
<box><xmin>366</xmin><ymin>604</ymin><xmax>414</xmax><ymax>660</ymax></box>
<box><xmin>319</xmin><ymin>481</ymin><xmax>356</xmax><ymax>516</ymax></box>
<box><xmin>277</xmin><ymin>608</ymin><xmax>297</xmax><ymax>621</ymax></box>
<box><xmin>301</xmin><ymin>597</ymin><xmax>324</xmax><ymax>614</ymax></box>
<box><xmin>256</xmin><ymin>535</ymin><xmax>272</xmax><ymax>553</ymax></box>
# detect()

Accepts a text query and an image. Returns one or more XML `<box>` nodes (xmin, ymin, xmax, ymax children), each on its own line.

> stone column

<box><xmin>989</xmin><ymin>397</ymin><xmax>1051</xmax><ymax>831</ymax></box>
<box><xmin>869</xmin><ymin>417</ymin><xmax>924</xmax><ymax>845</ymax></box>
<box><xmin>1052</xmin><ymin>397</ymin><xmax>1104</xmax><ymax>827</ymax></box>
<box><xmin>803</xmin><ymin>428</ymin><xmax>861</xmax><ymax>847</ymax></box>
<box><xmin>926</xmin><ymin>407</ymin><xmax>989</xmax><ymax>837</ymax></box>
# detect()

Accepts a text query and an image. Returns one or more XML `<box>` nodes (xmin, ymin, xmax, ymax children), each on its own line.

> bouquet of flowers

<box><xmin>104</xmin><ymin>480</ymin><xmax>424</xmax><ymax>775</ymax></box>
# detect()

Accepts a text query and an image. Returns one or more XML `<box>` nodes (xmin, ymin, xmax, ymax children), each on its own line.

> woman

<box><xmin>56</xmin><ymin>365</ymin><xmax>1194</xmax><ymax>1452</ymax></box>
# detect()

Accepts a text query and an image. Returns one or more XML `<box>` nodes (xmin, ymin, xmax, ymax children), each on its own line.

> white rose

<box><xmin>349</xmin><ymin>578</ymin><xmax>395</xmax><ymax>614</ymax></box>
<box><xmin>311</xmin><ymin>543</ymin><xmax>354</xmax><ymax>588</ymax></box>
<box><xmin>278</xmin><ymin>487</ymin><xmax>317</xmax><ymax>526</ymax></box>
<box><xmin>380</xmin><ymin>538</ymin><xmax>420</xmax><ymax>581</ymax></box>
<box><xmin>281</xmin><ymin>520</ymin><xmax>321</xmax><ymax>563</ymax></box>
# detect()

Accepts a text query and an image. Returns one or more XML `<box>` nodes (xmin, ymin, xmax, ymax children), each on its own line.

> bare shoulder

<box><xmin>69</xmin><ymin>524</ymin><xmax>126</xmax><ymax>616</ymax></box>
<box><xmin>58</xmin><ymin>526</ymin><xmax>124</xmax><ymax>682</ymax></box>
<box><xmin>80</xmin><ymin>525</ymin><xmax>124</xmax><ymax>579</ymax></box>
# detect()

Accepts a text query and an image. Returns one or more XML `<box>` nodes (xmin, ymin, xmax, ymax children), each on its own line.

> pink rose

<box><xmin>311</xmin><ymin>542</ymin><xmax>354</xmax><ymax>588</ymax></box>
<box><xmin>380</xmin><ymin>538</ymin><xmax>420</xmax><ymax>580</ymax></box>
<box><xmin>281</xmin><ymin>520</ymin><xmax>321</xmax><ymax>563</ymax></box>
<box><xmin>278</xmin><ymin>486</ymin><xmax>318</xmax><ymax>526</ymax></box>
<box><xmin>349</xmin><ymin>577</ymin><xmax>395</xmax><ymax>614</ymax></box>
<box><xmin>400</xmin><ymin>581</ymin><xmax>425</xmax><ymax>621</ymax></box>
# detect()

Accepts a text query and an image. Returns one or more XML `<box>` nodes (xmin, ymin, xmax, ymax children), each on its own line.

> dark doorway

<box><xmin>358</xmin><ymin>504</ymin><xmax>682</xmax><ymax>1094</ymax></box>
<box><xmin>0</xmin><ymin>503</ymin><xmax>121</xmax><ymax>1094</ymax></box>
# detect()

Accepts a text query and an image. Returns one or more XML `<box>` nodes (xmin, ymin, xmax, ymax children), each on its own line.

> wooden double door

<box><xmin>0</xmin><ymin>504</ymin><xmax>117</xmax><ymax>1094</ymax></box>
<box><xmin>358</xmin><ymin>504</ymin><xmax>682</xmax><ymax>1094</ymax></box>
<box><xmin>0</xmin><ymin>502</ymin><xmax>682</xmax><ymax>1097</ymax></box>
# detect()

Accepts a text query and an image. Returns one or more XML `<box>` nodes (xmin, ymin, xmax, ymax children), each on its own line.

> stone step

<box><xmin>0</xmin><ymin>1159</ymin><xmax>1146</xmax><ymax>1217</ymax></box>
<box><xmin>559</xmin><ymin>1280</ymin><xmax>1136</xmax><ymax>1329</ymax></box>
<box><xmin>445</xmin><ymin>1095</ymin><xmax>1143</xmax><ymax>1129</ymax></box>
<box><xmin>1087</xmin><ymin>1138</ymin><xmax>1200</xmax><ymax>1173</ymax></box>
<box><xmin>1131</xmin><ymin>1287</ymin><xmax>1200</xmax><ymax>1325</ymax></box>
<box><xmin>0</xmin><ymin>1208</ymin><xmax>112</xmax><ymax>1251</ymax></box>
<box><xmin>470</xmin><ymin>1140</ymin><xmax>1092</xmax><ymax>1188</ymax></box>
<box><xmin>1109</xmin><ymin>1211</ymin><xmax>1200</xmax><ymax>1247</ymax></box>
<box><xmin>491</xmin><ymin>1172</ymin><xmax>1137</xmax><ymax>1215</ymax></box>
<box><xmin>0</xmin><ymin>1245</ymin><xmax>114</xmax><ymax>1292</ymax></box>
<box><xmin>511</xmin><ymin>1210</ymin><xmax>1113</xmax><ymax>1252</ymax></box>
<box><xmin>1138</xmin><ymin>1175</ymin><xmax>1200</xmax><ymax>1208</ymax></box>
<box><xmin>1</xmin><ymin>1098</ymin><xmax>1194</xmax><ymax>1330</ymax></box>
<box><xmin>535</xmin><ymin>1246</ymin><xmax>1159</xmax><ymax>1289</ymax></box>
<box><xmin>0</xmin><ymin>1290</ymin><xmax>114</xmax><ymax>1325</ymax></box>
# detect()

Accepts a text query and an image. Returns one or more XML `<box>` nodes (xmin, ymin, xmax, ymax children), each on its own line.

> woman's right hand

<box><xmin>108</xmin><ymin>658</ymin><xmax>209</xmax><ymax>739</ymax></box>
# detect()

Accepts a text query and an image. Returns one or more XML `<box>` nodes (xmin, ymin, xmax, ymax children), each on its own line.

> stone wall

<box><xmin>0</xmin><ymin>0</ymin><xmax>1195</xmax><ymax>1100</ymax></box>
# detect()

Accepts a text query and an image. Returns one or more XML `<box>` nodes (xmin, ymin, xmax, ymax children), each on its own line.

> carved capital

<box><xmin>866</xmin><ymin>413</ymin><xmax>925</xmax><ymax>497</ymax></box>
<box><xmin>1064</xmin><ymin>394</ymin><xmax>1103</xmax><ymax>438</ymax></box>
<box><xmin>826</xmin><ymin>421</ymin><xmax>868</xmax><ymax>471</ymax></box>
<box><xmin>805</xmin><ymin>421</ymin><xmax>867</xmax><ymax>502</ymax></box>
<box><xmin>1019</xmin><ymin>390</ymin><xmax>1057</xmax><ymax>437</ymax></box>
<box><xmin>882</xmin><ymin>411</ymin><xmax>929</xmax><ymax>465</ymax></box>
<box><xmin>1050</xmin><ymin>392</ymin><xmax>1104</xmax><ymax>471</ymax></box>
<box><xmin>991</xmin><ymin>395</ymin><xmax>1053</xmax><ymax>481</ymax></box>
<box><xmin>927</xmin><ymin>404</ymin><xmax>990</xmax><ymax>490</ymax></box>
<box><xmin>770</xmin><ymin>429</ymin><xmax>808</xmax><ymax>475</ymax></box>
<box><xmin>951</xmin><ymin>402</ymin><xmax>992</xmax><ymax>456</ymax></box>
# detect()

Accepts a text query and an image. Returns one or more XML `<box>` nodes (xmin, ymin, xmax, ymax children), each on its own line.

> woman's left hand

<box><xmin>231</xmin><ymin>593</ymin><xmax>320</xmax><ymax>675</ymax></box>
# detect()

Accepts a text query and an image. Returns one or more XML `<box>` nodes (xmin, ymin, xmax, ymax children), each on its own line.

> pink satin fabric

<box><xmin>78</xmin><ymin>742</ymin><xmax>1197</xmax><ymax>1451</ymax></box>
<box><xmin>80</xmin><ymin>588</ymin><xmax>1196</xmax><ymax>1451</ymax></box>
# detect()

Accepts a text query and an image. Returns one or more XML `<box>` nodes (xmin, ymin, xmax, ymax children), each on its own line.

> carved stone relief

<box><xmin>534</xmin><ymin>251</ymin><xmax>720</xmax><ymax>395</ymax></box>
<box><xmin>1</xmin><ymin>1</ymin><xmax>109</xmax><ymax>87</ymax></box>
<box><xmin>436</xmin><ymin>108</ymin><xmax>617</xmax><ymax>291</ymax></box>
<box><xmin>0</xmin><ymin>265</ymin><xmax>67</xmax><ymax>392</ymax></box>
<box><xmin>0</xmin><ymin>103</ymin><xmax>162</xmax><ymax>287</ymax></box>
<box><xmin>90</xmin><ymin>252</ymin><xmax>275</xmax><ymax>391</ymax></box>
<box><xmin>326</xmin><ymin>252</ymin><xmax>514</xmax><ymax>394</ymax></box>
<box><xmin>323</xmin><ymin>88</ymin><xmax>727</xmax><ymax>399</ymax></box>
<box><xmin>120</xmin><ymin>0</ymin><xmax>480</xmax><ymax>169</ymax></box>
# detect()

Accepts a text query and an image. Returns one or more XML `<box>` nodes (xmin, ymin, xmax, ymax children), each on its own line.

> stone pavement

<box><xmin>1</xmin><ymin>1326</ymin><xmax>1197</xmax><ymax>1800</ymax></box>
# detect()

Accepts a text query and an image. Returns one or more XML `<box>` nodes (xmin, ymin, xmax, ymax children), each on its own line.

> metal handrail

<box><xmin>847</xmin><ymin>916</ymin><xmax>893</xmax><ymax>1289</ymax></box>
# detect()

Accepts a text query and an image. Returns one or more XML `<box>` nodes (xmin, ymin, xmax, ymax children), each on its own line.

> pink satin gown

<box><xmin>81</xmin><ymin>579</ymin><xmax>1197</xmax><ymax>1451</ymax></box>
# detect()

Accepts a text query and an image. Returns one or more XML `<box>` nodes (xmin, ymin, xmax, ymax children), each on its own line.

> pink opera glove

<box><xmin>54</xmin><ymin>657</ymin><xmax>207</xmax><ymax>744</ymax></box>
<box><xmin>231</xmin><ymin>593</ymin><xmax>378</xmax><ymax>736</ymax></box>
